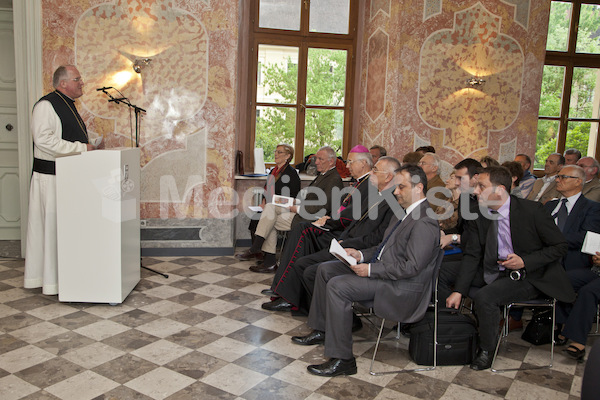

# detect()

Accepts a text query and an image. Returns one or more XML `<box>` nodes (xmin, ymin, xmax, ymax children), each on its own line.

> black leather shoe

<box><xmin>261</xmin><ymin>288</ymin><xmax>276</xmax><ymax>296</ymax></box>
<box><xmin>235</xmin><ymin>249</ymin><xmax>263</xmax><ymax>261</ymax></box>
<box><xmin>352</xmin><ymin>314</ymin><xmax>363</xmax><ymax>333</ymax></box>
<box><xmin>291</xmin><ymin>330</ymin><xmax>325</xmax><ymax>346</ymax></box>
<box><xmin>262</xmin><ymin>297</ymin><xmax>293</xmax><ymax>312</ymax></box>
<box><xmin>554</xmin><ymin>331</ymin><xmax>568</xmax><ymax>346</ymax></box>
<box><xmin>470</xmin><ymin>349</ymin><xmax>493</xmax><ymax>370</ymax></box>
<box><xmin>307</xmin><ymin>358</ymin><xmax>357</xmax><ymax>377</ymax></box>
<box><xmin>249</xmin><ymin>262</ymin><xmax>277</xmax><ymax>273</ymax></box>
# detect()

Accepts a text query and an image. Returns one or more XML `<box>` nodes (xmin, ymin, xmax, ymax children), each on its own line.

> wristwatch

<box><xmin>452</xmin><ymin>234</ymin><xmax>459</xmax><ymax>244</ymax></box>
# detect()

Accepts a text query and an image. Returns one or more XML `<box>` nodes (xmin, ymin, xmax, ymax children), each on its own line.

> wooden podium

<box><xmin>56</xmin><ymin>148</ymin><xmax>140</xmax><ymax>303</ymax></box>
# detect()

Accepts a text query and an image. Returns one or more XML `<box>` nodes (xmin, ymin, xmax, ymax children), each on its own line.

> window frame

<box><xmin>246</xmin><ymin>0</ymin><xmax>358</xmax><ymax>167</ymax></box>
<box><xmin>539</xmin><ymin>0</ymin><xmax>600</xmax><ymax>170</ymax></box>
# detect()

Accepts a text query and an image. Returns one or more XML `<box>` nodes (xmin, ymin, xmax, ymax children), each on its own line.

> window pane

<box><xmin>569</xmin><ymin>68</ymin><xmax>600</xmax><ymax>118</ymax></box>
<box><xmin>256</xmin><ymin>106</ymin><xmax>296</xmax><ymax>163</ymax></box>
<box><xmin>575</xmin><ymin>4</ymin><xmax>600</xmax><ymax>54</ymax></box>
<box><xmin>304</xmin><ymin>108</ymin><xmax>344</xmax><ymax>157</ymax></box>
<box><xmin>565</xmin><ymin>121</ymin><xmax>597</xmax><ymax>157</ymax></box>
<box><xmin>306</xmin><ymin>48</ymin><xmax>347</xmax><ymax>106</ymax></box>
<box><xmin>257</xmin><ymin>45</ymin><xmax>299</xmax><ymax>104</ymax></box>
<box><xmin>539</xmin><ymin>65</ymin><xmax>565</xmax><ymax>118</ymax></box>
<box><xmin>546</xmin><ymin>1</ymin><xmax>571</xmax><ymax>52</ymax></box>
<box><xmin>259</xmin><ymin>0</ymin><xmax>301</xmax><ymax>30</ymax></box>
<box><xmin>309</xmin><ymin>0</ymin><xmax>350</xmax><ymax>34</ymax></box>
<box><xmin>535</xmin><ymin>119</ymin><xmax>560</xmax><ymax>169</ymax></box>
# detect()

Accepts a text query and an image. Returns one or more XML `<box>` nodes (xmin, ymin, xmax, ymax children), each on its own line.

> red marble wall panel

<box><xmin>42</xmin><ymin>0</ymin><xmax>239</xmax><ymax>219</ymax></box>
<box><xmin>359</xmin><ymin>0</ymin><xmax>549</xmax><ymax>168</ymax></box>
<box><xmin>365</xmin><ymin>29</ymin><xmax>389</xmax><ymax>122</ymax></box>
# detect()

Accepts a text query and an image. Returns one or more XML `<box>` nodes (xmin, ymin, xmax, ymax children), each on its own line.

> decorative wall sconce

<box><xmin>466</xmin><ymin>77</ymin><xmax>485</xmax><ymax>87</ymax></box>
<box><xmin>133</xmin><ymin>58</ymin><xmax>152</xmax><ymax>73</ymax></box>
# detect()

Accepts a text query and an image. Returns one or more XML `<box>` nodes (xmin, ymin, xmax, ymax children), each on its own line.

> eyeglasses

<box><xmin>346</xmin><ymin>159</ymin><xmax>361</xmax><ymax>165</ymax></box>
<box><xmin>372</xmin><ymin>167</ymin><xmax>387</xmax><ymax>174</ymax></box>
<box><xmin>417</xmin><ymin>161</ymin><xmax>431</xmax><ymax>166</ymax></box>
<box><xmin>274</xmin><ymin>150</ymin><xmax>287</xmax><ymax>154</ymax></box>
<box><xmin>556</xmin><ymin>174</ymin><xmax>580</xmax><ymax>180</ymax></box>
<box><xmin>70</xmin><ymin>77</ymin><xmax>83</xmax><ymax>82</ymax></box>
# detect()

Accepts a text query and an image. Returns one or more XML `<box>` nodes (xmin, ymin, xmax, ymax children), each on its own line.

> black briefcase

<box><xmin>409</xmin><ymin>309</ymin><xmax>479</xmax><ymax>366</ymax></box>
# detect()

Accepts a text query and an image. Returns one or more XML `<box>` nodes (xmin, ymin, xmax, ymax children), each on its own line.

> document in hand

<box><xmin>582</xmin><ymin>231</ymin><xmax>600</xmax><ymax>255</ymax></box>
<box><xmin>329</xmin><ymin>239</ymin><xmax>357</xmax><ymax>266</ymax></box>
<box><xmin>272</xmin><ymin>194</ymin><xmax>294</xmax><ymax>207</ymax></box>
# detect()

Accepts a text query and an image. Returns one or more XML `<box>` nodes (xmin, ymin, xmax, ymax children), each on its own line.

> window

<box><xmin>247</xmin><ymin>0</ymin><xmax>357</xmax><ymax>164</ymax></box>
<box><xmin>536</xmin><ymin>1</ymin><xmax>600</xmax><ymax>168</ymax></box>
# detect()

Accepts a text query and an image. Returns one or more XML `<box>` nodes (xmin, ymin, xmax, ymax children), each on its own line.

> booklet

<box><xmin>329</xmin><ymin>239</ymin><xmax>357</xmax><ymax>266</ymax></box>
<box><xmin>272</xmin><ymin>194</ymin><xmax>294</xmax><ymax>207</ymax></box>
<box><xmin>582</xmin><ymin>231</ymin><xmax>600</xmax><ymax>255</ymax></box>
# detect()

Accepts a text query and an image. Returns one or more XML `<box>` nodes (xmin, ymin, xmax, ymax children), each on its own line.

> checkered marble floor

<box><xmin>0</xmin><ymin>253</ymin><xmax>589</xmax><ymax>399</ymax></box>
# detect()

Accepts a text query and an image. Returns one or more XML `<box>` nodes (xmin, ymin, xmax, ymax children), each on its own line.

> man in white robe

<box><xmin>24</xmin><ymin>65</ymin><xmax>94</xmax><ymax>295</ymax></box>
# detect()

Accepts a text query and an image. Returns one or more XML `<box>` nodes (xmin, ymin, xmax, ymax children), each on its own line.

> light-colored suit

<box><xmin>307</xmin><ymin>200</ymin><xmax>442</xmax><ymax>359</ymax></box>
<box><xmin>583</xmin><ymin>177</ymin><xmax>600</xmax><ymax>202</ymax></box>
<box><xmin>526</xmin><ymin>177</ymin><xmax>560</xmax><ymax>204</ymax></box>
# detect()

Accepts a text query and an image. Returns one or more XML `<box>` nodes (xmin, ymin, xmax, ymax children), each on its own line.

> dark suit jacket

<box><xmin>324</xmin><ymin>174</ymin><xmax>372</xmax><ymax>232</ymax></box>
<box><xmin>360</xmin><ymin>200</ymin><xmax>442</xmax><ymax>323</ymax></box>
<box><xmin>339</xmin><ymin>185</ymin><xmax>396</xmax><ymax>249</ymax></box>
<box><xmin>545</xmin><ymin>195</ymin><xmax>600</xmax><ymax>270</ymax></box>
<box><xmin>455</xmin><ymin>196</ymin><xmax>575</xmax><ymax>303</ymax></box>
<box><xmin>263</xmin><ymin>164</ymin><xmax>301</xmax><ymax>202</ymax></box>
<box><xmin>292</xmin><ymin>167</ymin><xmax>344</xmax><ymax>226</ymax></box>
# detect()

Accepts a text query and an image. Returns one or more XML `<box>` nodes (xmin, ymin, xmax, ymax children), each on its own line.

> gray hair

<box><xmin>318</xmin><ymin>146</ymin><xmax>337</xmax><ymax>160</ymax></box>
<box><xmin>377</xmin><ymin>156</ymin><xmax>401</xmax><ymax>173</ymax></box>
<box><xmin>52</xmin><ymin>65</ymin><xmax>74</xmax><ymax>88</ymax></box>
<box><xmin>564</xmin><ymin>164</ymin><xmax>585</xmax><ymax>181</ymax></box>
<box><xmin>423</xmin><ymin>152</ymin><xmax>440</xmax><ymax>168</ymax></box>
<box><xmin>352</xmin><ymin>151</ymin><xmax>374</xmax><ymax>168</ymax></box>
<box><xmin>579</xmin><ymin>156</ymin><xmax>600</xmax><ymax>176</ymax></box>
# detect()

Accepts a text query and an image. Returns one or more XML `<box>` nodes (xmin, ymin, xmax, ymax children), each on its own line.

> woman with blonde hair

<box><xmin>237</xmin><ymin>144</ymin><xmax>301</xmax><ymax>265</ymax></box>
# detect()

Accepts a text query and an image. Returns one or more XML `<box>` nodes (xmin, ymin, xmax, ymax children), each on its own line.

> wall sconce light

<box><xmin>133</xmin><ymin>58</ymin><xmax>152</xmax><ymax>73</ymax></box>
<box><xmin>466</xmin><ymin>77</ymin><xmax>485</xmax><ymax>87</ymax></box>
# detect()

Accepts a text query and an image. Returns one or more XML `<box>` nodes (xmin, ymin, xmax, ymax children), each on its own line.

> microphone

<box><xmin>96</xmin><ymin>86</ymin><xmax>113</xmax><ymax>91</ymax></box>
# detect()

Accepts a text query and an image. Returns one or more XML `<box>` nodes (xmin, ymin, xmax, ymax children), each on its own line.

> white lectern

<box><xmin>56</xmin><ymin>148</ymin><xmax>140</xmax><ymax>303</ymax></box>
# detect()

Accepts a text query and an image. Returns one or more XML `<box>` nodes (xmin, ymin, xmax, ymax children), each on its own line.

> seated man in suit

<box><xmin>262</xmin><ymin>156</ymin><xmax>401</xmax><ymax>312</ymax></box>
<box><xmin>291</xmin><ymin>164</ymin><xmax>441</xmax><ymax>377</ymax></box>
<box><xmin>514</xmin><ymin>154</ymin><xmax>536</xmax><ymax>198</ymax></box>
<box><xmin>446</xmin><ymin>166</ymin><xmax>575</xmax><ymax>370</ymax></box>
<box><xmin>545</xmin><ymin>165</ymin><xmax>600</xmax><ymax>271</ymax></box>
<box><xmin>417</xmin><ymin>152</ymin><xmax>448</xmax><ymax>211</ymax></box>
<box><xmin>526</xmin><ymin>152</ymin><xmax>564</xmax><ymax>204</ymax></box>
<box><xmin>236</xmin><ymin>146</ymin><xmax>344</xmax><ymax>272</ymax></box>
<box><xmin>577</xmin><ymin>156</ymin><xmax>600</xmax><ymax>202</ymax></box>
<box><xmin>251</xmin><ymin>145</ymin><xmax>373</xmax><ymax>278</ymax></box>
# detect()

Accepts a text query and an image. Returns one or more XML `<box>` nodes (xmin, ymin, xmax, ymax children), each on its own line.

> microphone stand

<box><xmin>98</xmin><ymin>88</ymin><xmax>168</xmax><ymax>279</ymax></box>
<box><xmin>99</xmin><ymin>88</ymin><xmax>146</xmax><ymax>148</ymax></box>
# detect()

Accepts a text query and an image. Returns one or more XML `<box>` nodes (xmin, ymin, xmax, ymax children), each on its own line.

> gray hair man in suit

<box><xmin>577</xmin><ymin>156</ymin><xmax>600</xmax><ymax>202</ymax></box>
<box><xmin>291</xmin><ymin>164</ymin><xmax>441</xmax><ymax>377</ymax></box>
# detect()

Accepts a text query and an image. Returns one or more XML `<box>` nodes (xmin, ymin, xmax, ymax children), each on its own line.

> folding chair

<box><xmin>366</xmin><ymin>248</ymin><xmax>444</xmax><ymax>375</ymax></box>
<box><xmin>491</xmin><ymin>298</ymin><xmax>556</xmax><ymax>373</ymax></box>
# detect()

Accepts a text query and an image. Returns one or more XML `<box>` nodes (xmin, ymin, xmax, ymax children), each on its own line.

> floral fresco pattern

<box><xmin>43</xmin><ymin>0</ymin><xmax>238</xmax><ymax>217</ymax></box>
<box><xmin>417</xmin><ymin>2</ymin><xmax>524</xmax><ymax>157</ymax></box>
